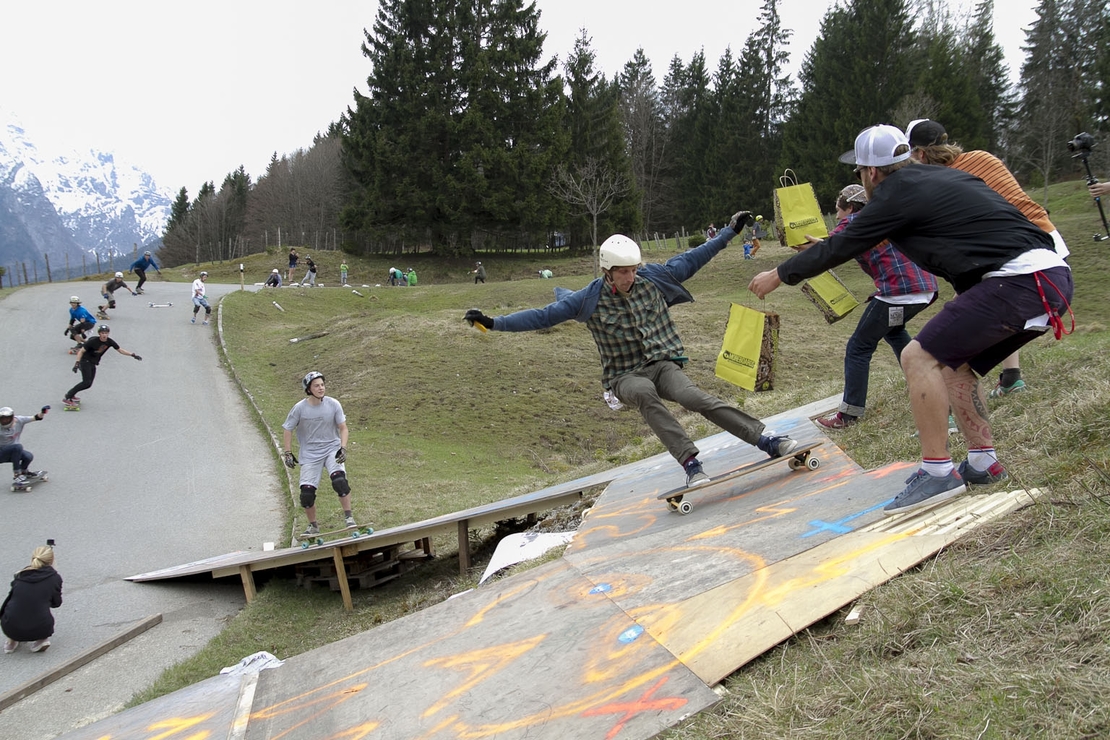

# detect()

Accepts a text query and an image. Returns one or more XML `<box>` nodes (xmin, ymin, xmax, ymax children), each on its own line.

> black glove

<box><xmin>464</xmin><ymin>309</ymin><xmax>494</xmax><ymax>329</ymax></box>
<box><xmin>64</xmin><ymin>327</ymin><xmax>71</xmax><ymax>336</ymax></box>
<box><xmin>132</xmin><ymin>354</ymin><xmax>142</xmax><ymax>361</ymax></box>
<box><xmin>729</xmin><ymin>210</ymin><xmax>755</xmax><ymax>231</ymax></box>
<box><xmin>72</xmin><ymin>363</ymin><xmax>79</xmax><ymax>373</ymax></box>
<box><xmin>283</xmin><ymin>451</ymin><xmax>298</xmax><ymax>468</ymax></box>
<box><xmin>335</xmin><ymin>446</ymin><xmax>347</xmax><ymax>464</ymax></box>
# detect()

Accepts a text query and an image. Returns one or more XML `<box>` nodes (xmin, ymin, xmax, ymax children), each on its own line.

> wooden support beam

<box><xmin>333</xmin><ymin>548</ymin><xmax>354</xmax><ymax>612</ymax></box>
<box><xmin>458</xmin><ymin>519</ymin><xmax>471</xmax><ymax>575</ymax></box>
<box><xmin>239</xmin><ymin>565</ymin><xmax>257</xmax><ymax>603</ymax></box>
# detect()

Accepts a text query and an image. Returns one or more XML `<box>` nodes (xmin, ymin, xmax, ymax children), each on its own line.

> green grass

<box><xmin>129</xmin><ymin>182</ymin><xmax>1110</xmax><ymax>738</ymax></box>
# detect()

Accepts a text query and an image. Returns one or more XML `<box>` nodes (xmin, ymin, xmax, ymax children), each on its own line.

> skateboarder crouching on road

<box><xmin>65</xmin><ymin>296</ymin><xmax>97</xmax><ymax>352</ymax></box>
<box><xmin>129</xmin><ymin>251</ymin><xmax>161</xmax><ymax>294</ymax></box>
<box><xmin>463</xmin><ymin>219</ymin><xmax>801</xmax><ymax>491</ymax></box>
<box><xmin>99</xmin><ymin>271</ymin><xmax>137</xmax><ymax>319</ymax></box>
<box><xmin>191</xmin><ymin>271</ymin><xmax>212</xmax><ymax>324</ymax></box>
<box><xmin>63</xmin><ymin>325</ymin><xmax>143</xmax><ymax>408</ymax></box>
<box><xmin>282</xmin><ymin>372</ymin><xmax>357</xmax><ymax>536</ymax></box>
<box><xmin>1</xmin><ymin>406</ymin><xmax>49</xmax><ymax>489</ymax></box>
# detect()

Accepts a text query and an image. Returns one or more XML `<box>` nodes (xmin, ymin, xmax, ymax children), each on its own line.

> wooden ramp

<box><xmin>63</xmin><ymin>398</ymin><xmax>1040</xmax><ymax>739</ymax></box>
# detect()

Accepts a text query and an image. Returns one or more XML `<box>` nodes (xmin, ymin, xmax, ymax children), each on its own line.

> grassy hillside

<box><xmin>133</xmin><ymin>182</ymin><xmax>1110</xmax><ymax>738</ymax></box>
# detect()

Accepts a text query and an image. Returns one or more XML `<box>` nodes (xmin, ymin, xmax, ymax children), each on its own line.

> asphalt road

<box><xmin>0</xmin><ymin>279</ymin><xmax>283</xmax><ymax>737</ymax></box>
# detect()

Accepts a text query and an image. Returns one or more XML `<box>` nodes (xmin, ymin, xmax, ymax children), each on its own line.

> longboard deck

<box><xmin>296</xmin><ymin>525</ymin><xmax>375</xmax><ymax>549</ymax></box>
<box><xmin>656</xmin><ymin>442</ymin><xmax>822</xmax><ymax>514</ymax></box>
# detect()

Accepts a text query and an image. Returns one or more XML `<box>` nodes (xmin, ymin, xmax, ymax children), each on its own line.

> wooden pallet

<box><xmin>295</xmin><ymin>538</ymin><xmax>434</xmax><ymax>594</ymax></box>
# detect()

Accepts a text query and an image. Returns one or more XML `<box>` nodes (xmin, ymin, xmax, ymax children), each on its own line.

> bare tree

<box><xmin>548</xmin><ymin>157</ymin><xmax>632</xmax><ymax>275</ymax></box>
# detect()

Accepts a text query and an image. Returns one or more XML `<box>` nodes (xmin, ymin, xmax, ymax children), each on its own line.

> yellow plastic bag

<box><xmin>773</xmin><ymin>169</ymin><xmax>829</xmax><ymax>248</ymax></box>
<box><xmin>715</xmin><ymin>303</ymin><xmax>779</xmax><ymax>392</ymax></box>
<box><xmin>800</xmin><ymin>269</ymin><xmax>860</xmax><ymax>324</ymax></box>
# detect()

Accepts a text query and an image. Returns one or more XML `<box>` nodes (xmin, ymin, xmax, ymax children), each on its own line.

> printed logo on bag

<box><xmin>789</xmin><ymin>217</ymin><xmax>821</xmax><ymax>229</ymax></box>
<box><xmin>720</xmin><ymin>349</ymin><xmax>756</xmax><ymax>369</ymax></box>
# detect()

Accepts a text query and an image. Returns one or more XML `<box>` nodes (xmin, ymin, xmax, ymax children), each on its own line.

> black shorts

<box><xmin>916</xmin><ymin>267</ymin><xmax>1073</xmax><ymax>376</ymax></box>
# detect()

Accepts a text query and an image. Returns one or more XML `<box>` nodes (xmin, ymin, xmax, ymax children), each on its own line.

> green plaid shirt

<box><xmin>586</xmin><ymin>277</ymin><xmax>685</xmax><ymax>387</ymax></box>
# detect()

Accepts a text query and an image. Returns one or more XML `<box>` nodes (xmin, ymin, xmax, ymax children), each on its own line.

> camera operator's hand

<box><xmin>1089</xmin><ymin>182</ymin><xmax>1110</xmax><ymax>199</ymax></box>
<box><xmin>729</xmin><ymin>211</ymin><xmax>755</xmax><ymax>231</ymax></box>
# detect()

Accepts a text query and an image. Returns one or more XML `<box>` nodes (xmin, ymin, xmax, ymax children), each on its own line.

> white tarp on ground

<box><xmin>479</xmin><ymin>531</ymin><xmax>575</xmax><ymax>585</ymax></box>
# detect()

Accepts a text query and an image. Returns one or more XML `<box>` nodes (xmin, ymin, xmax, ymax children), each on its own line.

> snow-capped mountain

<box><xmin>0</xmin><ymin>108</ymin><xmax>173</xmax><ymax>277</ymax></box>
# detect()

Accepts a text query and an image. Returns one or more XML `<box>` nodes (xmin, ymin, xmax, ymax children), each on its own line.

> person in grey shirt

<box><xmin>282</xmin><ymin>372</ymin><xmax>357</xmax><ymax>535</ymax></box>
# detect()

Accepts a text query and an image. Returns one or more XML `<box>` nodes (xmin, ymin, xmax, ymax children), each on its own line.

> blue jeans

<box><xmin>840</xmin><ymin>298</ymin><xmax>931</xmax><ymax>417</ymax></box>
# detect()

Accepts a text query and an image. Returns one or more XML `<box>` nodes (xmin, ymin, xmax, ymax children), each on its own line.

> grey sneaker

<box><xmin>957</xmin><ymin>460</ymin><xmax>1008</xmax><ymax>486</ymax></box>
<box><xmin>301</xmin><ymin>523</ymin><xmax>320</xmax><ymax>537</ymax></box>
<box><xmin>3</xmin><ymin>639</ymin><xmax>17</xmax><ymax>653</ymax></box>
<box><xmin>29</xmin><ymin>639</ymin><xmax>50</xmax><ymax>653</ymax></box>
<box><xmin>883</xmin><ymin>469</ymin><xmax>966</xmax><ymax>516</ymax></box>
<box><xmin>344</xmin><ymin>515</ymin><xmax>357</xmax><ymax>529</ymax></box>
<box><xmin>684</xmin><ymin>459</ymin><xmax>710</xmax><ymax>488</ymax></box>
<box><xmin>758</xmin><ymin>434</ymin><xmax>799</xmax><ymax>458</ymax></box>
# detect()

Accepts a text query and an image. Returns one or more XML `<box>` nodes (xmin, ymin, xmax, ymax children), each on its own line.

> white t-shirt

<box><xmin>192</xmin><ymin>278</ymin><xmax>207</xmax><ymax>298</ymax></box>
<box><xmin>282</xmin><ymin>397</ymin><xmax>345</xmax><ymax>460</ymax></box>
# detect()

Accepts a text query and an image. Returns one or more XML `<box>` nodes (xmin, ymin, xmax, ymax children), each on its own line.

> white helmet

<box><xmin>302</xmin><ymin>371</ymin><xmax>325</xmax><ymax>394</ymax></box>
<box><xmin>114</xmin><ymin>271</ymin><xmax>123</xmax><ymax>278</ymax></box>
<box><xmin>70</xmin><ymin>296</ymin><xmax>81</xmax><ymax>304</ymax></box>
<box><xmin>0</xmin><ymin>407</ymin><xmax>13</xmax><ymax>419</ymax></box>
<box><xmin>598</xmin><ymin>234</ymin><xmax>641</xmax><ymax>271</ymax></box>
<box><xmin>272</xmin><ymin>268</ymin><xmax>279</xmax><ymax>273</ymax></box>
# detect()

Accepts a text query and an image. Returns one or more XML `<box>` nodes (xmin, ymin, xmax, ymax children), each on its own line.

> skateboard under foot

<box><xmin>11</xmin><ymin>472</ymin><xmax>48</xmax><ymax>492</ymax></box>
<box><xmin>296</xmin><ymin>525</ymin><xmax>375</xmax><ymax>549</ymax></box>
<box><xmin>657</xmin><ymin>443</ymin><xmax>822</xmax><ymax>515</ymax></box>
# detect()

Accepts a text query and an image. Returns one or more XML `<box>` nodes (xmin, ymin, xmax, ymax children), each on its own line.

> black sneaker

<box><xmin>684</xmin><ymin>459</ymin><xmax>710</xmax><ymax>488</ymax></box>
<box><xmin>957</xmin><ymin>460</ymin><xmax>1008</xmax><ymax>485</ymax></box>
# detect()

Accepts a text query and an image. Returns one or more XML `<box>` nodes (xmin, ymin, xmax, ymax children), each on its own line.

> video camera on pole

<box><xmin>1067</xmin><ymin>131</ymin><xmax>1109</xmax><ymax>242</ymax></box>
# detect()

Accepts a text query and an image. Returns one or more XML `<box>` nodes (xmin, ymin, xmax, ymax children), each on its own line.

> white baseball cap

<box><xmin>838</xmin><ymin>125</ymin><xmax>912</xmax><ymax>168</ymax></box>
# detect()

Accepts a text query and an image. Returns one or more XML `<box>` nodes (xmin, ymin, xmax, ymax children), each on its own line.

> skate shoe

<box><xmin>883</xmin><ymin>469</ymin><xmax>965</xmax><ymax>516</ymax></box>
<box><xmin>4</xmin><ymin>639</ymin><xmax>18</xmax><ymax>653</ymax></box>
<box><xmin>301</xmin><ymin>523</ymin><xmax>320</xmax><ymax>537</ymax></box>
<box><xmin>988</xmin><ymin>379</ymin><xmax>1026</xmax><ymax>399</ymax></box>
<box><xmin>12</xmin><ymin>475</ymin><xmax>29</xmax><ymax>488</ymax></box>
<box><xmin>23</xmin><ymin>471</ymin><xmax>46</xmax><ymax>480</ymax></box>
<box><xmin>758</xmin><ymin>434</ymin><xmax>799</xmax><ymax>458</ymax></box>
<box><xmin>29</xmin><ymin>639</ymin><xmax>50</xmax><ymax>653</ymax></box>
<box><xmin>683</xmin><ymin>458</ymin><xmax>710</xmax><ymax>488</ymax></box>
<box><xmin>817</xmin><ymin>412</ymin><xmax>858</xmax><ymax>430</ymax></box>
<box><xmin>957</xmin><ymin>460</ymin><xmax>1008</xmax><ymax>486</ymax></box>
<box><xmin>344</xmin><ymin>515</ymin><xmax>358</xmax><ymax>529</ymax></box>
<box><xmin>62</xmin><ymin>398</ymin><xmax>79</xmax><ymax>408</ymax></box>
<box><xmin>190</xmin><ymin>316</ymin><xmax>196</xmax><ymax>324</ymax></box>
<box><xmin>203</xmin><ymin>320</ymin><xmax>209</xmax><ymax>326</ymax></box>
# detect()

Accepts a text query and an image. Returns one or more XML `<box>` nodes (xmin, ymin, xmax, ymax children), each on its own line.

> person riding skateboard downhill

<box><xmin>1</xmin><ymin>406</ymin><xmax>49</xmax><ymax>490</ymax></box>
<box><xmin>283</xmin><ymin>372</ymin><xmax>359</xmax><ymax>536</ymax></box>
<box><xmin>99</xmin><ymin>271</ymin><xmax>137</xmax><ymax>319</ymax></box>
<box><xmin>64</xmin><ymin>296</ymin><xmax>96</xmax><ymax>352</ymax></box>
<box><xmin>464</xmin><ymin>215</ymin><xmax>801</xmax><ymax>490</ymax></box>
<box><xmin>191</xmin><ymin>272</ymin><xmax>211</xmax><ymax>324</ymax></box>
<box><xmin>63</xmin><ymin>325</ymin><xmax>142</xmax><ymax>408</ymax></box>
<box><xmin>128</xmin><ymin>251</ymin><xmax>161</xmax><ymax>294</ymax></box>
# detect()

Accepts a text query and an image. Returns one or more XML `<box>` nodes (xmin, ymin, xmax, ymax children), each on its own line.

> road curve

<box><xmin>0</xmin><ymin>279</ymin><xmax>283</xmax><ymax>738</ymax></box>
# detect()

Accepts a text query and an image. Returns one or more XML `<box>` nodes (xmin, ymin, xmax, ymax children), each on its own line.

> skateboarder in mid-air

<box><xmin>0</xmin><ymin>406</ymin><xmax>49</xmax><ymax>491</ymax></box>
<box><xmin>63</xmin><ymin>325</ymin><xmax>142</xmax><ymax>409</ymax></box>
<box><xmin>464</xmin><ymin>215</ymin><xmax>800</xmax><ymax>490</ymax></box>
<box><xmin>283</xmin><ymin>372</ymin><xmax>358</xmax><ymax>535</ymax></box>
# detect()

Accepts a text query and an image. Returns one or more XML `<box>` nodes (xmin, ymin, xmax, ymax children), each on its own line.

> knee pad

<box><xmin>299</xmin><ymin>485</ymin><xmax>317</xmax><ymax>508</ymax></box>
<box><xmin>108</xmin><ymin>300</ymin><xmax>117</xmax><ymax>309</ymax></box>
<box><xmin>330</xmin><ymin>471</ymin><xmax>351</xmax><ymax>497</ymax></box>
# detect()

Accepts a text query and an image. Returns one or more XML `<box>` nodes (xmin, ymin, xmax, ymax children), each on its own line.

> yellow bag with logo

<box><xmin>800</xmin><ymin>269</ymin><xmax>860</xmax><ymax>323</ymax></box>
<box><xmin>715</xmin><ymin>303</ymin><xmax>779</xmax><ymax>392</ymax></box>
<box><xmin>773</xmin><ymin>169</ymin><xmax>829</xmax><ymax>248</ymax></box>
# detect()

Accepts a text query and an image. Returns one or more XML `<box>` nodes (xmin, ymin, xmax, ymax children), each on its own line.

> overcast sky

<box><xmin>1</xmin><ymin>0</ymin><xmax>1038</xmax><ymax>195</ymax></box>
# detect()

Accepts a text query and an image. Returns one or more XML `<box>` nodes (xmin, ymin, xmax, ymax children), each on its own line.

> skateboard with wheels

<box><xmin>296</xmin><ymin>524</ymin><xmax>375</xmax><ymax>549</ymax></box>
<box><xmin>63</xmin><ymin>399</ymin><xmax>81</xmax><ymax>411</ymax></box>
<box><xmin>11</xmin><ymin>472</ymin><xmax>48</xmax><ymax>492</ymax></box>
<box><xmin>657</xmin><ymin>443</ymin><xmax>822</xmax><ymax>515</ymax></box>
<box><xmin>148</xmin><ymin>302</ymin><xmax>173</xmax><ymax>308</ymax></box>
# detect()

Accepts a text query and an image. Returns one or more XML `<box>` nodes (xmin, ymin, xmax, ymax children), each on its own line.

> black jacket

<box><xmin>777</xmin><ymin>164</ymin><xmax>1055</xmax><ymax>294</ymax></box>
<box><xmin>1</xmin><ymin>565</ymin><xmax>63</xmax><ymax>642</ymax></box>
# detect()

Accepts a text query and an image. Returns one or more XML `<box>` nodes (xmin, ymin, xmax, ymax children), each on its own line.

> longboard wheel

<box><xmin>806</xmin><ymin>456</ymin><xmax>820</xmax><ymax>470</ymax></box>
<box><xmin>300</xmin><ymin>541</ymin><xmax>310</xmax><ymax>549</ymax></box>
<box><xmin>666</xmin><ymin>495</ymin><xmax>684</xmax><ymax>512</ymax></box>
<box><xmin>314</xmin><ymin>538</ymin><xmax>324</xmax><ymax>546</ymax></box>
<box><xmin>678</xmin><ymin>500</ymin><xmax>693</xmax><ymax>515</ymax></box>
<box><xmin>788</xmin><ymin>458</ymin><xmax>803</xmax><ymax>471</ymax></box>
